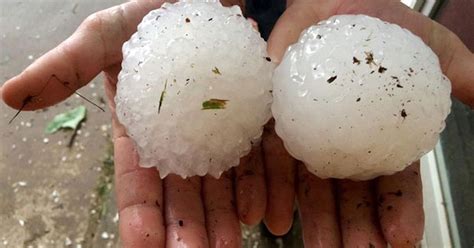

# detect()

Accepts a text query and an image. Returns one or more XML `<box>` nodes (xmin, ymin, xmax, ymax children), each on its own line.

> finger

<box><xmin>297</xmin><ymin>164</ymin><xmax>342</xmax><ymax>247</ymax></box>
<box><xmin>267</xmin><ymin>1</ymin><xmax>337</xmax><ymax>62</ymax></box>
<box><xmin>337</xmin><ymin>180</ymin><xmax>386</xmax><ymax>247</ymax></box>
<box><xmin>376</xmin><ymin>162</ymin><xmax>424</xmax><ymax>248</ymax></box>
<box><xmin>262</xmin><ymin>120</ymin><xmax>296</xmax><ymax>235</ymax></box>
<box><xmin>2</xmin><ymin>0</ymin><xmax>162</xmax><ymax>110</ymax></box>
<box><xmin>203</xmin><ymin>172</ymin><xmax>242</xmax><ymax>248</ymax></box>
<box><xmin>234</xmin><ymin>145</ymin><xmax>267</xmax><ymax>225</ymax></box>
<box><xmin>106</xmin><ymin>63</ymin><xmax>165</xmax><ymax>247</ymax></box>
<box><xmin>338</xmin><ymin>1</ymin><xmax>474</xmax><ymax>106</ymax></box>
<box><xmin>247</xmin><ymin>17</ymin><xmax>259</xmax><ymax>31</ymax></box>
<box><xmin>164</xmin><ymin>175</ymin><xmax>209</xmax><ymax>247</ymax></box>
<box><xmin>114</xmin><ymin>131</ymin><xmax>165</xmax><ymax>247</ymax></box>
<box><xmin>221</xmin><ymin>0</ymin><xmax>245</xmax><ymax>9</ymax></box>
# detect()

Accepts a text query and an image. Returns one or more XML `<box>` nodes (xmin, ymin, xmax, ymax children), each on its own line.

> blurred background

<box><xmin>0</xmin><ymin>0</ymin><xmax>472</xmax><ymax>247</ymax></box>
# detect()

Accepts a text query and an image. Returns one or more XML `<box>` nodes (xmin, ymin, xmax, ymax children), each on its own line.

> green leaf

<box><xmin>45</xmin><ymin>106</ymin><xmax>87</xmax><ymax>134</ymax></box>
<box><xmin>202</xmin><ymin>99</ymin><xmax>228</xmax><ymax>110</ymax></box>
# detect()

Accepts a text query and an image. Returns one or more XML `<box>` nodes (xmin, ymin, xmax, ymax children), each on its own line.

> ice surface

<box><xmin>116</xmin><ymin>0</ymin><xmax>273</xmax><ymax>178</ymax></box>
<box><xmin>272</xmin><ymin>15</ymin><xmax>451</xmax><ymax>180</ymax></box>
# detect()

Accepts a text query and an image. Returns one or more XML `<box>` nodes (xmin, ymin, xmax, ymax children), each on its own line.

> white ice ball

<box><xmin>272</xmin><ymin>15</ymin><xmax>451</xmax><ymax>180</ymax></box>
<box><xmin>115</xmin><ymin>0</ymin><xmax>273</xmax><ymax>178</ymax></box>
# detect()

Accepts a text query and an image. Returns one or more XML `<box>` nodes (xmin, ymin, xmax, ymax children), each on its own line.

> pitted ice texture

<box><xmin>272</xmin><ymin>15</ymin><xmax>451</xmax><ymax>180</ymax></box>
<box><xmin>115</xmin><ymin>0</ymin><xmax>273</xmax><ymax>178</ymax></box>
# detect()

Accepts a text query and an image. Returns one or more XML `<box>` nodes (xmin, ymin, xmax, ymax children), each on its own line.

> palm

<box><xmin>103</xmin><ymin>66</ymin><xmax>243</xmax><ymax>247</ymax></box>
<box><xmin>265</xmin><ymin>0</ymin><xmax>473</xmax><ymax>247</ymax></box>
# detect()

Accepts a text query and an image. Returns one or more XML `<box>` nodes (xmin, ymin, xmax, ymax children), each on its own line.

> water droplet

<box><xmin>113</xmin><ymin>213</ymin><xmax>119</xmax><ymax>223</ymax></box>
<box><xmin>297</xmin><ymin>89</ymin><xmax>308</xmax><ymax>97</ymax></box>
<box><xmin>305</xmin><ymin>43</ymin><xmax>320</xmax><ymax>54</ymax></box>
<box><xmin>290</xmin><ymin>74</ymin><xmax>305</xmax><ymax>85</ymax></box>
<box><xmin>100</xmin><ymin>125</ymin><xmax>108</xmax><ymax>132</ymax></box>
<box><xmin>65</xmin><ymin>237</ymin><xmax>72</xmax><ymax>246</ymax></box>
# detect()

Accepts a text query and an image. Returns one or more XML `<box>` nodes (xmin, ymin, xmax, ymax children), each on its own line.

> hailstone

<box><xmin>272</xmin><ymin>15</ymin><xmax>451</xmax><ymax>180</ymax></box>
<box><xmin>115</xmin><ymin>0</ymin><xmax>273</xmax><ymax>178</ymax></box>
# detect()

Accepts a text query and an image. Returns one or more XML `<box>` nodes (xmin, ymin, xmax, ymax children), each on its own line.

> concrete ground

<box><xmin>0</xmin><ymin>1</ymin><xmax>122</xmax><ymax>247</ymax></box>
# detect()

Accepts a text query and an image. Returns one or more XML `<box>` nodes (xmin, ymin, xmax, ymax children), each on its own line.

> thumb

<box><xmin>267</xmin><ymin>2</ymin><xmax>336</xmax><ymax>63</ymax></box>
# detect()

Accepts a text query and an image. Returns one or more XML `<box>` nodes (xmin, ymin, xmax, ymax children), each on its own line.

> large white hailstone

<box><xmin>115</xmin><ymin>0</ymin><xmax>273</xmax><ymax>178</ymax></box>
<box><xmin>272</xmin><ymin>15</ymin><xmax>451</xmax><ymax>180</ymax></box>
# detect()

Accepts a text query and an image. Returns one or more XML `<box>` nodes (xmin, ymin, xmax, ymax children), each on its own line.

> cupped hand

<box><xmin>264</xmin><ymin>0</ymin><xmax>474</xmax><ymax>247</ymax></box>
<box><xmin>1</xmin><ymin>0</ymin><xmax>254</xmax><ymax>247</ymax></box>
